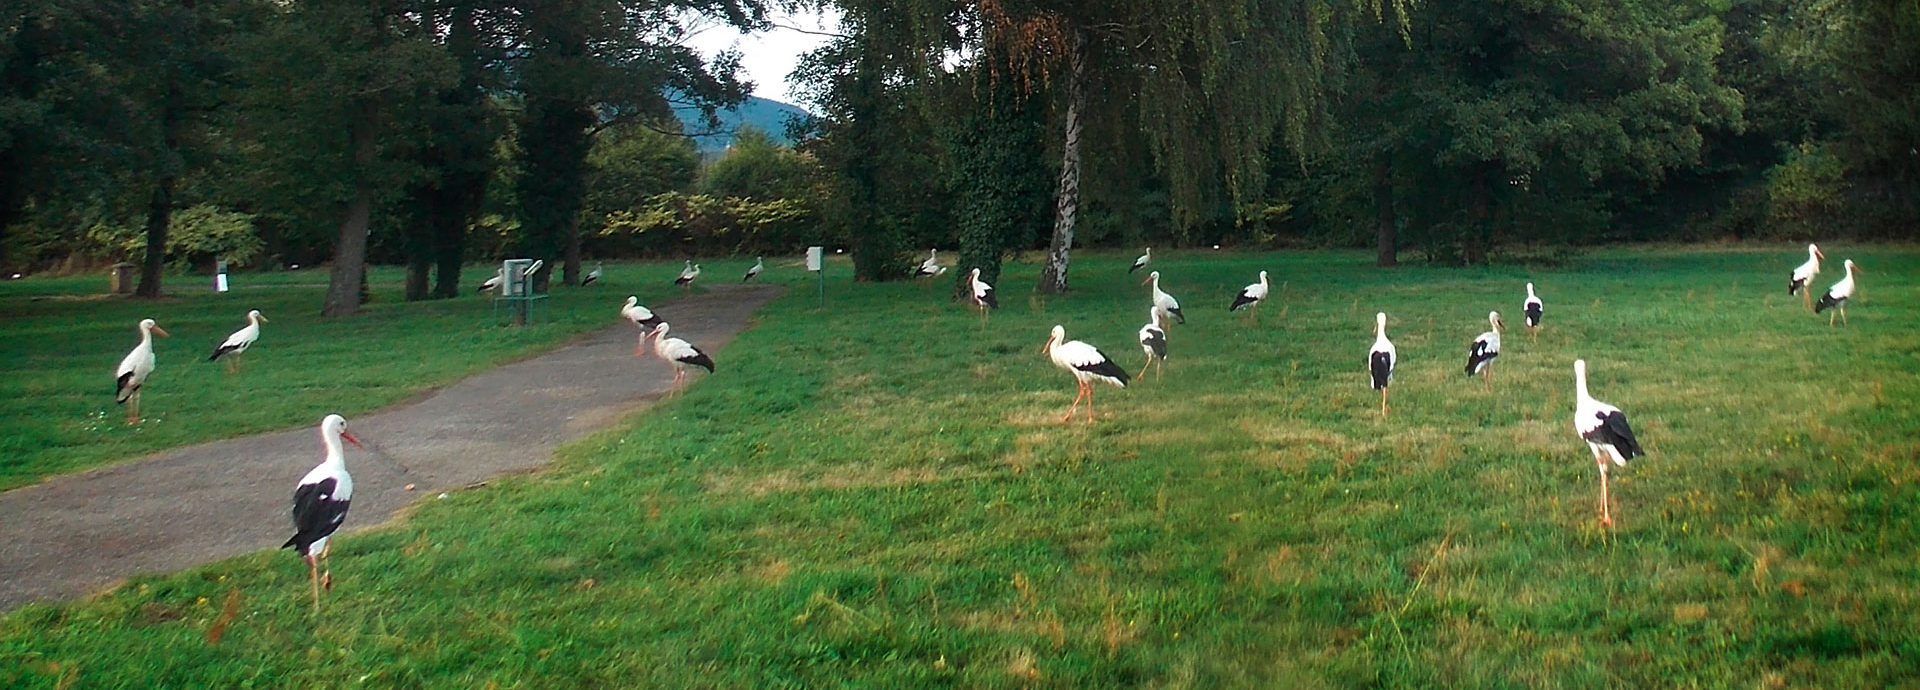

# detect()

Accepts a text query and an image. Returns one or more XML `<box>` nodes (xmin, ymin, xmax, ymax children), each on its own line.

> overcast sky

<box><xmin>682</xmin><ymin>9</ymin><xmax>840</xmax><ymax>107</ymax></box>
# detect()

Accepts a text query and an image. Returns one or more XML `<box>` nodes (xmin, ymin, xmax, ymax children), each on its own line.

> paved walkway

<box><xmin>0</xmin><ymin>284</ymin><xmax>783</xmax><ymax>611</ymax></box>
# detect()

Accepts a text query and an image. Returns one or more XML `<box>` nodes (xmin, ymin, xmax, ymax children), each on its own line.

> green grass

<box><xmin>4</xmin><ymin>246</ymin><xmax>1917</xmax><ymax>688</ymax></box>
<box><xmin>0</xmin><ymin>259</ymin><xmax>774</xmax><ymax>490</ymax></box>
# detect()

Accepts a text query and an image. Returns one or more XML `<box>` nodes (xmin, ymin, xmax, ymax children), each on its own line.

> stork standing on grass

<box><xmin>1043</xmin><ymin>325</ymin><xmax>1130</xmax><ymax>423</ymax></box>
<box><xmin>1129</xmin><ymin>248</ymin><xmax>1152</xmax><ymax>274</ymax></box>
<box><xmin>208</xmin><ymin>310</ymin><xmax>267</xmax><ymax>373</ymax></box>
<box><xmin>114</xmin><ymin>318</ymin><xmax>169</xmax><ymax>424</ymax></box>
<box><xmin>1788</xmin><ymin>243</ymin><xmax>1824</xmax><ymax>311</ymax></box>
<box><xmin>1464</xmin><ymin>311</ymin><xmax>1504</xmax><ymax>388</ymax></box>
<box><xmin>650</xmin><ymin>322</ymin><xmax>715</xmax><ymax>393</ymax></box>
<box><xmin>1523</xmin><ymin>283</ymin><xmax>1544</xmax><ymax>341</ymax></box>
<box><xmin>1138</xmin><ymin>306</ymin><xmax>1169</xmax><ymax>380</ymax></box>
<box><xmin>1813</xmin><ymin>259</ymin><xmax>1859</xmax><ymax>326</ymax></box>
<box><xmin>742</xmin><ymin>257</ymin><xmax>764</xmax><ymax>282</ymax></box>
<box><xmin>582</xmin><ymin>261</ymin><xmax>603</xmax><ymax>287</ymax></box>
<box><xmin>675</xmin><ymin>261</ymin><xmax>701</xmax><ymax>290</ymax></box>
<box><xmin>967</xmin><ymin>268</ymin><xmax>997</xmax><ymax>325</ymax></box>
<box><xmin>1573</xmin><ymin>360</ymin><xmax>1643</xmax><ymax>527</ymax></box>
<box><xmin>1143</xmin><ymin>271</ymin><xmax>1185</xmax><ymax>324</ymax></box>
<box><xmin>1369</xmin><ymin>312</ymin><xmax>1395</xmax><ymax>416</ymax></box>
<box><xmin>916</xmin><ymin>250</ymin><xmax>946</xmax><ymax>278</ymax></box>
<box><xmin>620</xmin><ymin>296</ymin><xmax>664</xmax><ymax>354</ymax></box>
<box><xmin>1229</xmin><ymin>270</ymin><xmax>1270</xmax><ymax>324</ymax></box>
<box><xmin>284</xmin><ymin>414</ymin><xmax>364</xmax><ymax>612</ymax></box>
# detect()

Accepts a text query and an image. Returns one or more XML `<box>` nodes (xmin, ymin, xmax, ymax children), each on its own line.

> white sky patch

<box><xmin>683</xmin><ymin>8</ymin><xmax>841</xmax><ymax>106</ymax></box>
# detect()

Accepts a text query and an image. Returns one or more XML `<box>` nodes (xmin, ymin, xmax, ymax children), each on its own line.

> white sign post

<box><xmin>214</xmin><ymin>259</ymin><xmax>229</xmax><ymax>293</ymax></box>
<box><xmin>806</xmin><ymin>246</ymin><xmax>825</xmax><ymax>307</ymax></box>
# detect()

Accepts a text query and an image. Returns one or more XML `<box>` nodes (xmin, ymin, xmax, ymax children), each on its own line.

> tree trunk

<box><xmin>1036</xmin><ymin>27</ymin><xmax>1089</xmax><ymax>294</ymax></box>
<box><xmin>322</xmin><ymin>97</ymin><xmax>380</xmax><ymax>317</ymax></box>
<box><xmin>1373</xmin><ymin>153</ymin><xmax>1396</xmax><ymax>267</ymax></box>
<box><xmin>562</xmin><ymin>213</ymin><xmax>581</xmax><ymax>286</ymax></box>
<box><xmin>1464</xmin><ymin>163</ymin><xmax>1491</xmax><ymax>265</ymax></box>
<box><xmin>404</xmin><ymin>256</ymin><xmax>430</xmax><ymax>300</ymax></box>
<box><xmin>135</xmin><ymin>176</ymin><xmax>175</xmax><ymax>298</ymax></box>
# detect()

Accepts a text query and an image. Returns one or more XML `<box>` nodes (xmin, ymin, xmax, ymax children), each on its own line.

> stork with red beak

<box><xmin>114</xmin><ymin>318</ymin><xmax>169</xmax><ymax>423</ymax></box>
<box><xmin>284</xmin><ymin>414</ymin><xmax>365</xmax><ymax>612</ymax></box>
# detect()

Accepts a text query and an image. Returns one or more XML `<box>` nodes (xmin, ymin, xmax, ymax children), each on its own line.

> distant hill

<box><xmin>673</xmin><ymin>96</ymin><xmax>812</xmax><ymax>155</ymax></box>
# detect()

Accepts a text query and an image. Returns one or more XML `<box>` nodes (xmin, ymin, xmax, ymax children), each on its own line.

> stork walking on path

<box><xmin>0</xmin><ymin>285</ymin><xmax>784</xmax><ymax>612</ymax></box>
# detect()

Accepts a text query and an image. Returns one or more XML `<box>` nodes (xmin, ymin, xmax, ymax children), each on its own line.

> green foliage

<box><xmin>700</xmin><ymin>127</ymin><xmax>817</xmax><ymax>202</ymax></box>
<box><xmin>949</xmin><ymin>66</ymin><xmax>1051</xmax><ymax>292</ymax></box>
<box><xmin>4</xmin><ymin>247</ymin><xmax>1919</xmax><ymax>687</ymax></box>
<box><xmin>84</xmin><ymin>204</ymin><xmax>264</xmax><ymax>271</ymax></box>
<box><xmin>1766</xmin><ymin>143</ymin><xmax>1849</xmax><ymax>237</ymax></box>
<box><xmin>598</xmin><ymin>191</ymin><xmax>811</xmax><ymax>256</ymax></box>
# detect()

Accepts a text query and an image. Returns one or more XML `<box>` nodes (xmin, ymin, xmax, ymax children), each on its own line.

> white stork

<box><xmin>650</xmin><ymin>322</ymin><xmax>715</xmax><ymax>392</ymax></box>
<box><xmin>620</xmin><ymin>296</ymin><xmax>664</xmax><ymax>354</ymax></box>
<box><xmin>1229</xmin><ymin>270</ymin><xmax>1270</xmax><ymax>324</ymax></box>
<box><xmin>1137</xmin><ymin>305</ymin><xmax>1169</xmax><ymax>380</ymax></box>
<box><xmin>967</xmin><ymin>268</ymin><xmax>997</xmax><ymax>325</ymax></box>
<box><xmin>478</xmin><ymin>267</ymin><xmax>504</xmax><ymax>294</ymax></box>
<box><xmin>743</xmin><ymin>257</ymin><xmax>764</xmax><ymax>282</ymax></box>
<box><xmin>114</xmin><ymin>318</ymin><xmax>169</xmax><ymax>424</ymax></box>
<box><xmin>208</xmin><ymin>309</ymin><xmax>267</xmax><ymax>373</ymax></box>
<box><xmin>1573</xmin><ymin>360</ymin><xmax>1643</xmax><ymax>527</ymax></box>
<box><xmin>582</xmin><ymin>261</ymin><xmax>604</xmax><ymax>287</ymax></box>
<box><xmin>1142</xmin><ymin>271</ymin><xmax>1185</xmax><ymax>324</ymax></box>
<box><xmin>1813</xmin><ymin>259</ymin><xmax>1859</xmax><ymax>326</ymax></box>
<box><xmin>1369</xmin><ymin>312</ymin><xmax>1396</xmax><ymax>416</ymax></box>
<box><xmin>1043</xmin><ymin>324</ymin><xmax>1130</xmax><ymax>423</ymax></box>
<box><xmin>1523</xmin><ymin>283</ymin><xmax>1544</xmax><ymax>341</ymax></box>
<box><xmin>284</xmin><ymin>413</ymin><xmax>365</xmax><ymax>611</ymax></box>
<box><xmin>1788</xmin><ymin>243</ymin><xmax>1824</xmax><ymax>311</ymax></box>
<box><xmin>675</xmin><ymin>261</ymin><xmax>701</xmax><ymax>290</ymax></box>
<box><xmin>1129</xmin><ymin>248</ymin><xmax>1151</xmax><ymax>274</ymax></box>
<box><xmin>1464</xmin><ymin>311</ymin><xmax>1504</xmax><ymax>388</ymax></box>
<box><xmin>915</xmin><ymin>250</ymin><xmax>946</xmax><ymax>278</ymax></box>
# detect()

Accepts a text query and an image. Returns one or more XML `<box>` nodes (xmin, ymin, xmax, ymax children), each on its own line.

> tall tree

<box><xmin>512</xmin><ymin>0</ymin><xmax>760</xmax><ymax>290</ymax></box>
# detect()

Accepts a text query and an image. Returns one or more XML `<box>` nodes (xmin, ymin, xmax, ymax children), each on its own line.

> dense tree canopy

<box><xmin>0</xmin><ymin>0</ymin><xmax>1912</xmax><ymax>299</ymax></box>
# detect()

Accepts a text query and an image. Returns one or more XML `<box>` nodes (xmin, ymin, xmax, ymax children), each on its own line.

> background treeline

<box><xmin>2</xmin><ymin>0</ymin><xmax>1914</xmax><ymax>306</ymax></box>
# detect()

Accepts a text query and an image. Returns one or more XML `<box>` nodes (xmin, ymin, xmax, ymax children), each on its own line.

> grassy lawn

<box><xmin>0</xmin><ymin>259</ymin><xmax>769</xmax><ymax>490</ymax></box>
<box><xmin>3</xmin><ymin>245</ymin><xmax>1916</xmax><ymax>688</ymax></box>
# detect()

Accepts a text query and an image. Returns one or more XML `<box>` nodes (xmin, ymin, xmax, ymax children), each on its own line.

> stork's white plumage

<box><xmin>1229</xmin><ymin>270</ymin><xmax>1270</xmax><ymax>323</ymax></box>
<box><xmin>651</xmin><ymin>322</ymin><xmax>715</xmax><ymax>392</ymax></box>
<box><xmin>208</xmin><ymin>309</ymin><xmax>267</xmax><ymax>373</ymax></box>
<box><xmin>478</xmin><ymin>267</ymin><xmax>504</xmax><ymax>294</ymax></box>
<box><xmin>675</xmin><ymin>260</ymin><xmax>701</xmax><ymax>289</ymax></box>
<box><xmin>915</xmin><ymin>250</ymin><xmax>946</xmax><ymax>278</ymax></box>
<box><xmin>1573</xmin><ymin>360</ymin><xmax>1643</xmax><ymax>527</ymax></box>
<box><xmin>1814</xmin><ymin>259</ymin><xmax>1859</xmax><ymax>326</ymax></box>
<box><xmin>114</xmin><ymin>318</ymin><xmax>169</xmax><ymax>424</ymax></box>
<box><xmin>1523</xmin><ymin>283</ymin><xmax>1544</xmax><ymax>340</ymax></box>
<box><xmin>1043</xmin><ymin>324</ymin><xmax>1130</xmax><ymax>423</ymax></box>
<box><xmin>743</xmin><ymin>256</ymin><xmax>764</xmax><ymax>282</ymax></box>
<box><xmin>621</xmin><ymin>296</ymin><xmax>664</xmax><ymax>354</ymax></box>
<box><xmin>1464</xmin><ymin>311</ymin><xmax>1504</xmax><ymax>387</ymax></box>
<box><xmin>967</xmin><ymin>268</ymin><xmax>997</xmax><ymax>324</ymax></box>
<box><xmin>1368</xmin><ymin>312</ymin><xmax>1396</xmax><ymax>416</ymax></box>
<box><xmin>1142</xmin><ymin>271</ymin><xmax>1184</xmax><ymax>324</ymax></box>
<box><xmin>1788</xmin><ymin>243</ymin><xmax>1823</xmax><ymax>310</ymax></box>
<box><xmin>1129</xmin><ymin>247</ymin><xmax>1151</xmax><ymax>274</ymax></box>
<box><xmin>284</xmin><ymin>413</ymin><xmax>364</xmax><ymax>611</ymax></box>
<box><xmin>1137</xmin><ymin>306</ymin><xmax>1169</xmax><ymax>380</ymax></box>
<box><xmin>582</xmin><ymin>261</ymin><xmax>604</xmax><ymax>286</ymax></box>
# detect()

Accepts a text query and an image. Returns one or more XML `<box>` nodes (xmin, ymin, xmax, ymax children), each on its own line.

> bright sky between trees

<box><xmin>683</xmin><ymin>8</ymin><xmax>840</xmax><ymax>106</ymax></box>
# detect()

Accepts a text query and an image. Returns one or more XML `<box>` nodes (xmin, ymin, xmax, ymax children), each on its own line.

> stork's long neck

<box><xmin>321</xmin><ymin>432</ymin><xmax>347</xmax><ymax>468</ymax></box>
<box><xmin>1575</xmin><ymin>369</ymin><xmax>1591</xmax><ymax>402</ymax></box>
<box><xmin>139</xmin><ymin>326</ymin><xmax>155</xmax><ymax>349</ymax></box>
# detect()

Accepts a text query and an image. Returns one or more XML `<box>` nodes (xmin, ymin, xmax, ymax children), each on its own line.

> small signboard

<box><xmin>214</xmin><ymin>259</ymin><xmax>229</xmax><ymax>293</ymax></box>
<box><xmin>806</xmin><ymin>246</ymin><xmax>824</xmax><ymax>272</ymax></box>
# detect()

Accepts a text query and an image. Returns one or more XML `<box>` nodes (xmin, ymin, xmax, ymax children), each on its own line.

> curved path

<box><xmin>0</xmin><ymin>284</ymin><xmax>784</xmax><ymax>611</ymax></box>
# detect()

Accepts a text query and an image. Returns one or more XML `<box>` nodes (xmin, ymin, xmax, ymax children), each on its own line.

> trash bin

<box><xmin>111</xmin><ymin>262</ymin><xmax>137</xmax><ymax>294</ymax></box>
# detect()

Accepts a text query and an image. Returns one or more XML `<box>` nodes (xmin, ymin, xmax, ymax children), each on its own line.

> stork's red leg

<box><xmin>1597</xmin><ymin>456</ymin><xmax>1614</xmax><ymax>527</ymax></box>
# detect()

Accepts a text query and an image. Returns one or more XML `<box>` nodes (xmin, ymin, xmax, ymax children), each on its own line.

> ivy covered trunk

<box><xmin>1037</xmin><ymin>27</ymin><xmax>1088</xmax><ymax>294</ymax></box>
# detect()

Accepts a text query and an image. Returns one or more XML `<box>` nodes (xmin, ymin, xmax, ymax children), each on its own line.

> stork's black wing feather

<box><xmin>1464</xmin><ymin>340</ymin><xmax>1496</xmax><ymax>376</ymax></box>
<box><xmin>1142</xmin><ymin>329</ymin><xmax>1167</xmax><ymax>359</ymax></box>
<box><xmin>1229</xmin><ymin>291</ymin><xmax>1258</xmax><ymax>311</ymax></box>
<box><xmin>1582</xmin><ymin>411</ymin><xmax>1643</xmax><ymax>461</ymax></box>
<box><xmin>1814</xmin><ymin>291</ymin><xmax>1843</xmax><ymax>313</ymax></box>
<box><xmin>1074</xmin><ymin>355</ymin><xmax>1131</xmax><ymax>387</ymax></box>
<box><xmin>1370</xmin><ymin>351</ymin><xmax>1393</xmax><ymax>389</ymax></box>
<box><xmin>679</xmin><ymin>349</ymin><xmax>716</xmax><ymax>373</ymax></box>
<box><xmin>1524</xmin><ymin>302</ymin><xmax>1542</xmax><ymax>327</ymax></box>
<box><xmin>115</xmin><ymin>372</ymin><xmax>137</xmax><ymax>403</ymax></box>
<box><xmin>284</xmin><ymin>479</ymin><xmax>349</xmax><ymax>555</ymax></box>
<box><xmin>979</xmin><ymin>286</ymin><xmax>998</xmax><ymax>309</ymax></box>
